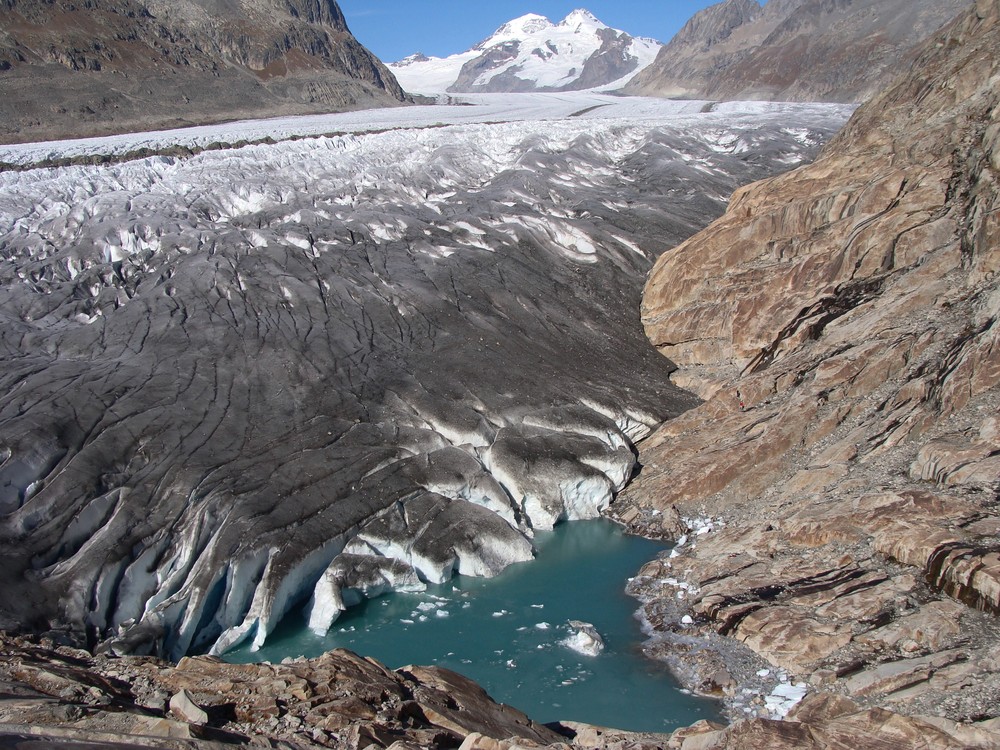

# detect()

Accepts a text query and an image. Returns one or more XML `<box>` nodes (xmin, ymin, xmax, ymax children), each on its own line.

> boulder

<box><xmin>168</xmin><ymin>689</ymin><xmax>208</xmax><ymax>726</ymax></box>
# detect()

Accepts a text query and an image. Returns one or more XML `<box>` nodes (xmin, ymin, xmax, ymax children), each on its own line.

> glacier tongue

<box><xmin>0</xmin><ymin>98</ymin><xmax>851</xmax><ymax>656</ymax></box>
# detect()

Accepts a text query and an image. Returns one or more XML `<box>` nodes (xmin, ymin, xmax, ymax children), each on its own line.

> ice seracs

<box><xmin>307</xmin><ymin>554</ymin><xmax>426</xmax><ymax>635</ymax></box>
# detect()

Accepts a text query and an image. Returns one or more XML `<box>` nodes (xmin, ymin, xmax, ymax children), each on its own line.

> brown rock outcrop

<box><xmin>619</xmin><ymin>0</ymin><xmax>1000</xmax><ymax>733</ymax></box>
<box><xmin>0</xmin><ymin>632</ymin><xmax>562</xmax><ymax>750</ymax></box>
<box><xmin>3</xmin><ymin>630</ymin><xmax>997</xmax><ymax>750</ymax></box>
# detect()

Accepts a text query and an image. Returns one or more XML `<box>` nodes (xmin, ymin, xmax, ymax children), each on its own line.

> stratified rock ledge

<box><xmin>614</xmin><ymin>0</ymin><xmax>1000</xmax><ymax>747</ymax></box>
<box><xmin>4</xmin><ymin>631</ymin><xmax>999</xmax><ymax>750</ymax></box>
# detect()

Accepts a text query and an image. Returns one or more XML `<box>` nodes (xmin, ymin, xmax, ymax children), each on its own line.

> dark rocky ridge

<box><xmin>625</xmin><ymin>0</ymin><xmax>969</xmax><ymax>103</ymax></box>
<box><xmin>0</xmin><ymin>0</ymin><xmax>408</xmax><ymax>144</ymax></box>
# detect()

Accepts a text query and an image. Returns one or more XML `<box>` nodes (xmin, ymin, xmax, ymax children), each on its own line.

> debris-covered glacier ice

<box><xmin>0</xmin><ymin>94</ymin><xmax>851</xmax><ymax>657</ymax></box>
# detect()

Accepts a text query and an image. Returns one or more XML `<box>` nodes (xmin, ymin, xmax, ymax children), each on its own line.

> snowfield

<box><xmin>0</xmin><ymin>93</ymin><xmax>852</xmax><ymax>658</ymax></box>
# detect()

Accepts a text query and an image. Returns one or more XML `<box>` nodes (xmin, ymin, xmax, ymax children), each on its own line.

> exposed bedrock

<box><xmin>0</xmin><ymin>110</ymin><xmax>848</xmax><ymax>658</ymax></box>
<box><xmin>0</xmin><ymin>631</ymin><xmax>566</xmax><ymax>749</ymax></box>
<box><xmin>2</xmin><ymin>629</ymin><xmax>998</xmax><ymax>750</ymax></box>
<box><xmin>619</xmin><ymin>0</ymin><xmax>1000</xmax><ymax>733</ymax></box>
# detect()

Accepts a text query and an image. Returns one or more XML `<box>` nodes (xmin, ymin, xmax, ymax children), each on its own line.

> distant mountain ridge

<box><xmin>625</xmin><ymin>0</ymin><xmax>969</xmax><ymax>103</ymax></box>
<box><xmin>0</xmin><ymin>0</ymin><xmax>408</xmax><ymax>143</ymax></box>
<box><xmin>389</xmin><ymin>9</ymin><xmax>661</xmax><ymax>95</ymax></box>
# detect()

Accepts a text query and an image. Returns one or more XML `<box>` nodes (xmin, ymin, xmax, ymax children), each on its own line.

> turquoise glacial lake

<box><xmin>224</xmin><ymin>520</ymin><xmax>720</xmax><ymax>733</ymax></box>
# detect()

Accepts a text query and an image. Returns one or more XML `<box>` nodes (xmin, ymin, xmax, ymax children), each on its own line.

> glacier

<box><xmin>0</xmin><ymin>94</ymin><xmax>852</xmax><ymax>658</ymax></box>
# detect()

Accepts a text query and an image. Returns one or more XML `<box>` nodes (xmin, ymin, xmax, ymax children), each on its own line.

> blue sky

<box><xmin>338</xmin><ymin>1</ymin><xmax>727</xmax><ymax>62</ymax></box>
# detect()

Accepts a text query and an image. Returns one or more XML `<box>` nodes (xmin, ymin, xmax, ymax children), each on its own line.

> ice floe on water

<box><xmin>562</xmin><ymin>620</ymin><xmax>605</xmax><ymax>657</ymax></box>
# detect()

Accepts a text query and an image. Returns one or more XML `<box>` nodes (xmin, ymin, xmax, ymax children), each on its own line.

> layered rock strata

<box><xmin>0</xmin><ymin>631</ymin><xmax>563</xmax><ymax>750</ymax></box>
<box><xmin>2</xmin><ymin>632</ymin><xmax>996</xmax><ymax>750</ymax></box>
<box><xmin>617</xmin><ymin>0</ymin><xmax>1000</xmax><ymax>737</ymax></box>
<box><xmin>0</xmin><ymin>0</ymin><xmax>407</xmax><ymax>143</ymax></box>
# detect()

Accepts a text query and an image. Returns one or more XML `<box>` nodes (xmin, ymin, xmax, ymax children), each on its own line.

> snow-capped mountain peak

<box><xmin>559</xmin><ymin>8</ymin><xmax>605</xmax><ymax>30</ymax></box>
<box><xmin>487</xmin><ymin>13</ymin><xmax>554</xmax><ymax>44</ymax></box>
<box><xmin>393</xmin><ymin>52</ymin><xmax>431</xmax><ymax>68</ymax></box>
<box><xmin>388</xmin><ymin>9</ymin><xmax>662</xmax><ymax>96</ymax></box>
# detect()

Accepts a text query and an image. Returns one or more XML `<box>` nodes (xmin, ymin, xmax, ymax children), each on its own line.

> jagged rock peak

<box><xmin>282</xmin><ymin>0</ymin><xmax>347</xmax><ymax>28</ymax></box>
<box><xmin>394</xmin><ymin>52</ymin><xmax>430</xmax><ymax>66</ymax></box>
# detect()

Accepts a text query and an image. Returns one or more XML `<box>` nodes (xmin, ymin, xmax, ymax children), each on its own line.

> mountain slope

<box><xmin>625</xmin><ymin>0</ymin><xmax>968</xmax><ymax>102</ymax></box>
<box><xmin>622</xmin><ymin>0</ymin><xmax>1000</xmax><ymax>727</ymax></box>
<box><xmin>389</xmin><ymin>10</ymin><xmax>661</xmax><ymax>95</ymax></box>
<box><xmin>0</xmin><ymin>0</ymin><xmax>408</xmax><ymax>143</ymax></box>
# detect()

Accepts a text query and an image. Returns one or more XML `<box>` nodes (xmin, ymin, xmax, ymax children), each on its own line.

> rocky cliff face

<box><xmin>667</xmin><ymin>0</ymin><xmax>762</xmax><ymax>49</ymax></box>
<box><xmin>625</xmin><ymin>0</ymin><xmax>968</xmax><ymax>103</ymax></box>
<box><xmin>622</xmin><ymin>0</ymin><xmax>794</xmax><ymax>99</ymax></box>
<box><xmin>0</xmin><ymin>0</ymin><xmax>407</xmax><ymax>143</ymax></box>
<box><xmin>618</xmin><ymin>0</ymin><xmax>1000</xmax><ymax>739</ymax></box>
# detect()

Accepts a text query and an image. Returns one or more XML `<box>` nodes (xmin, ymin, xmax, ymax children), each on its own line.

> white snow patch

<box><xmin>765</xmin><ymin>682</ymin><xmax>809</xmax><ymax>719</ymax></box>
